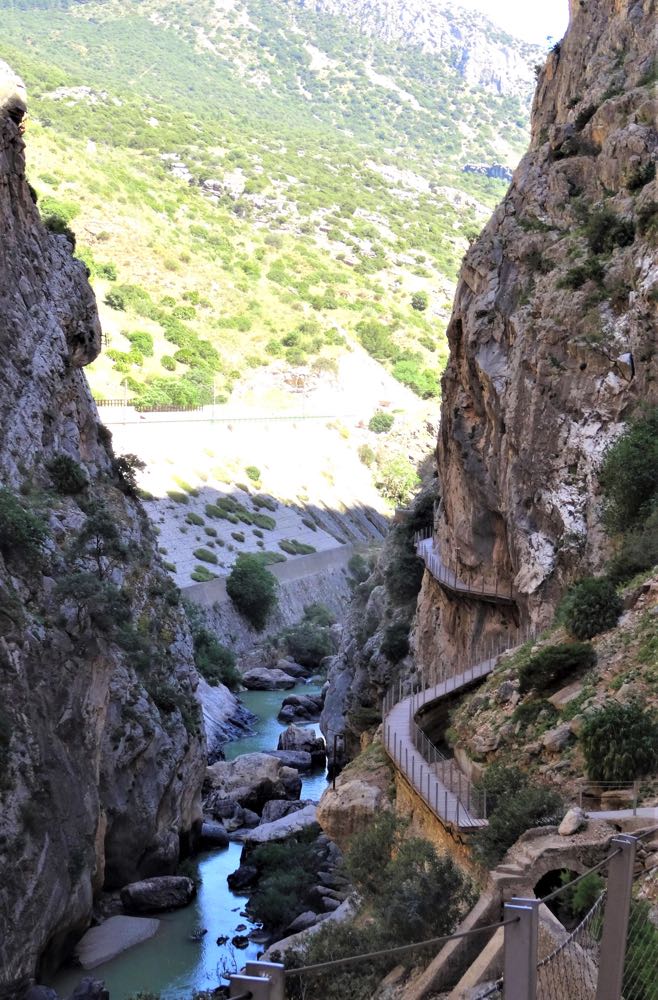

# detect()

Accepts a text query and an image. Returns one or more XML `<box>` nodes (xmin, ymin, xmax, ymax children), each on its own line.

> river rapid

<box><xmin>49</xmin><ymin>683</ymin><xmax>327</xmax><ymax>1000</ymax></box>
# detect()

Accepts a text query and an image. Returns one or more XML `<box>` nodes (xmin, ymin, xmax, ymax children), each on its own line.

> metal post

<box><xmin>245</xmin><ymin>962</ymin><xmax>285</xmax><ymax>1000</ymax></box>
<box><xmin>503</xmin><ymin>898</ymin><xmax>539</xmax><ymax>1000</ymax></box>
<box><xmin>595</xmin><ymin>836</ymin><xmax>637</xmax><ymax>1000</ymax></box>
<box><xmin>229</xmin><ymin>974</ymin><xmax>270</xmax><ymax>998</ymax></box>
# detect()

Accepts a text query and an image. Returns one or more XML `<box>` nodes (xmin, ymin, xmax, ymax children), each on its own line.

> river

<box><xmin>49</xmin><ymin>683</ymin><xmax>327</xmax><ymax>1000</ymax></box>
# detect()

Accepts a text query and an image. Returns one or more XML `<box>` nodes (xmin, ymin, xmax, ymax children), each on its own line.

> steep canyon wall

<box><xmin>0</xmin><ymin>64</ymin><xmax>205</xmax><ymax>995</ymax></box>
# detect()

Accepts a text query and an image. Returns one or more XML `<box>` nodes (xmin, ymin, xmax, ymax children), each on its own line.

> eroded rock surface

<box><xmin>0</xmin><ymin>63</ymin><xmax>204</xmax><ymax>994</ymax></box>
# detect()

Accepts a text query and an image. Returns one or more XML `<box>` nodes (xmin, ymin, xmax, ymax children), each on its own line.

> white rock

<box><xmin>74</xmin><ymin>915</ymin><xmax>159</xmax><ymax>969</ymax></box>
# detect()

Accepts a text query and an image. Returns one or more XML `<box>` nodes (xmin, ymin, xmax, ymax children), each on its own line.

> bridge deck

<box><xmin>383</xmin><ymin>660</ymin><xmax>497</xmax><ymax>831</ymax></box>
<box><xmin>416</xmin><ymin>537</ymin><xmax>516</xmax><ymax>606</ymax></box>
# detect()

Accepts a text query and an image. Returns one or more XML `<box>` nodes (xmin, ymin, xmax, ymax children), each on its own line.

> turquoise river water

<box><xmin>50</xmin><ymin>683</ymin><xmax>327</xmax><ymax>999</ymax></box>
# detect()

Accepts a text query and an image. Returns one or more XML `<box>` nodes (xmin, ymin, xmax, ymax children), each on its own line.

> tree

<box><xmin>411</xmin><ymin>291</ymin><xmax>428</xmax><ymax>311</ymax></box>
<box><xmin>599</xmin><ymin>407</ymin><xmax>658</xmax><ymax>533</ymax></box>
<box><xmin>581</xmin><ymin>702</ymin><xmax>658</xmax><ymax>782</ymax></box>
<box><xmin>226</xmin><ymin>553</ymin><xmax>278</xmax><ymax>630</ymax></box>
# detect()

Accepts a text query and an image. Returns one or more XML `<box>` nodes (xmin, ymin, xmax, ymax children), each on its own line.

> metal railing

<box><xmin>381</xmin><ymin>625</ymin><xmax>542</xmax><ymax>829</ymax></box>
<box><xmin>414</xmin><ymin>529</ymin><xmax>517</xmax><ymax>605</ymax></box>
<box><xmin>228</xmin><ymin>832</ymin><xmax>656</xmax><ymax>997</ymax></box>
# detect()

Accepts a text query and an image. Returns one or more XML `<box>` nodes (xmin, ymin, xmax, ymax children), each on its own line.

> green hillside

<box><xmin>0</xmin><ymin>0</ymin><xmax>537</xmax><ymax>407</ymax></box>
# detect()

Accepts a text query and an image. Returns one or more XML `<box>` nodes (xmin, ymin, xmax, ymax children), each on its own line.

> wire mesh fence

<box><xmin>536</xmin><ymin>893</ymin><xmax>605</xmax><ymax>1000</ymax></box>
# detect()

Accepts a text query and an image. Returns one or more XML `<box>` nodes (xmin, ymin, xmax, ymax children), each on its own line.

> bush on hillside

<box><xmin>411</xmin><ymin>291</ymin><xmax>428</xmax><ymax>311</ymax></box>
<box><xmin>385</xmin><ymin>534</ymin><xmax>424</xmax><ymax>604</ymax></box>
<box><xmin>518</xmin><ymin>642</ymin><xmax>596</xmax><ymax>694</ymax></box>
<box><xmin>599</xmin><ymin>407</ymin><xmax>658</xmax><ymax>534</ymax></box>
<box><xmin>561</xmin><ymin>577</ymin><xmax>623</xmax><ymax>639</ymax></box>
<box><xmin>283</xmin><ymin>621</ymin><xmax>333</xmax><ymax>667</ymax></box>
<box><xmin>368</xmin><ymin>411</ymin><xmax>394</xmax><ymax>434</ymax></box>
<box><xmin>48</xmin><ymin>453</ymin><xmax>88</xmax><ymax>495</ymax></box>
<box><xmin>0</xmin><ymin>489</ymin><xmax>47</xmax><ymax>566</ymax></box>
<box><xmin>113</xmin><ymin>454</ymin><xmax>145</xmax><ymax>497</ymax></box>
<box><xmin>347</xmin><ymin>552</ymin><xmax>370</xmax><ymax>585</ymax></box>
<box><xmin>303</xmin><ymin>602</ymin><xmax>335</xmax><ymax>627</ymax></box>
<box><xmin>606</xmin><ymin>510</ymin><xmax>658</xmax><ymax>583</ymax></box>
<box><xmin>378</xmin><ymin>455</ymin><xmax>420</xmax><ymax>505</ymax></box>
<box><xmin>190</xmin><ymin>625</ymin><xmax>240</xmax><ymax>691</ymax></box>
<box><xmin>472</xmin><ymin>765</ymin><xmax>563</xmax><ymax>868</ymax></box>
<box><xmin>581</xmin><ymin>702</ymin><xmax>658</xmax><ymax>782</ymax></box>
<box><xmin>245</xmin><ymin>465</ymin><xmax>261</xmax><ymax>482</ymax></box>
<box><xmin>381</xmin><ymin>622</ymin><xmax>410</xmax><ymax>663</ymax></box>
<box><xmin>247</xmin><ymin>836</ymin><xmax>320</xmax><ymax>931</ymax></box>
<box><xmin>226</xmin><ymin>553</ymin><xmax>278</xmax><ymax>630</ymax></box>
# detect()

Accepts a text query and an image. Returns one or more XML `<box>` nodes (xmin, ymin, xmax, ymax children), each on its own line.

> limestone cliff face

<box><xmin>0</xmin><ymin>63</ymin><xmax>205</xmax><ymax>996</ymax></box>
<box><xmin>415</xmin><ymin>0</ymin><xmax>658</xmax><ymax>673</ymax></box>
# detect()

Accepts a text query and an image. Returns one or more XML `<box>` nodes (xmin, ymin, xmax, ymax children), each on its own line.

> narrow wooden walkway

<box><xmin>416</xmin><ymin>536</ymin><xmax>516</xmax><ymax>606</ymax></box>
<box><xmin>383</xmin><ymin>659</ymin><xmax>497</xmax><ymax>831</ymax></box>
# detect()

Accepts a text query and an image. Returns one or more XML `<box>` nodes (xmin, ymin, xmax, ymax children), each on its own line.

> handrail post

<box><xmin>503</xmin><ymin>898</ymin><xmax>539</xmax><ymax>1000</ymax></box>
<box><xmin>595</xmin><ymin>836</ymin><xmax>637</xmax><ymax>1000</ymax></box>
<box><xmin>229</xmin><ymin>974</ymin><xmax>271</xmax><ymax>998</ymax></box>
<box><xmin>245</xmin><ymin>962</ymin><xmax>285</xmax><ymax>1000</ymax></box>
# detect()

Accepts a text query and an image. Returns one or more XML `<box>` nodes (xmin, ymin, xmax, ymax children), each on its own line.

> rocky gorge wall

<box><xmin>321</xmin><ymin>0</ymin><xmax>657</xmax><ymax>740</ymax></box>
<box><xmin>0</xmin><ymin>63</ymin><xmax>205</xmax><ymax>995</ymax></box>
<box><xmin>416</xmin><ymin>0</ymin><xmax>658</xmax><ymax>673</ymax></box>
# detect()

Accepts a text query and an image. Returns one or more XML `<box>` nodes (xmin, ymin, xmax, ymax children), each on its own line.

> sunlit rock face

<box><xmin>0</xmin><ymin>62</ymin><xmax>205</xmax><ymax>996</ymax></box>
<box><xmin>416</xmin><ymin>0</ymin><xmax>658</xmax><ymax>673</ymax></box>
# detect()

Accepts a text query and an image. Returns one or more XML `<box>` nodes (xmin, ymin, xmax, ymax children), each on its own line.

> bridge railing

<box><xmin>413</xmin><ymin>530</ymin><xmax>516</xmax><ymax>604</ymax></box>
<box><xmin>235</xmin><ymin>829</ymin><xmax>658</xmax><ymax>998</ymax></box>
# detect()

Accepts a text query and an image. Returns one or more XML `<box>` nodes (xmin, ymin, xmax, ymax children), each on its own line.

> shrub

<box><xmin>113</xmin><ymin>454</ymin><xmax>145</xmax><ymax>497</ymax></box>
<box><xmin>518</xmin><ymin>642</ymin><xmax>596</xmax><ymax>694</ymax></box>
<box><xmin>55</xmin><ymin>572</ymin><xmax>129</xmax><ymax>632</ymax></box>
<box><xmin>160</xmin><ymin>355</ymin><xmax>176</xmax><ymax>371</ymax></box>
<box><xmin>411</xmin><ymin>291</ymin><xmax>429</xmax><ymax>311</ymax></box>
<box><xmin>186</xmin><ymin>615</ymin><xmax>240</xmax><ymax>690</ymax></box>
<box><xmin>191</xmin><ymin>565</ymin><xmax>217</xmax><ymax>582</ymax></box>
<box><xmin>226</xmin><ymin>553</ymin><xmax>279</xmax><ymax>629</ymax></box>
<box><xmin>472</xmin><ymin>766</ymin><xmax>563</xmax><ymax>867</ymax></box>
<box><xmin>347</xmin><ymin>553</ymin><xmax>370</xmax><ymax>584</ymax></box>
<box><xmin>0</xmin><ymin>489</ymin><xmax>47</xmax><ymax>566</ymax></box>
<box><xmin>368</xmin><ymin>410</ymin><xmax>395</xmax><ymax>433</ymax></box>
<box><xmin>167</xmin><ymin>490</ymin><xmax>189</xmax><ymax>504</ymax></box>
<box><xmin>126</xmin><ymin>330</ymin><xmax>154</xmax><ymax>356</ymax></box>
<box><xmin>378</xmin><ymin>455</ymin><xmax>420</xmax><ymax>505</ymax></box>
<box><xmin>252</xmin><ymin>494</ymin><xmax>277</xmax><ymax>512</ymax></box>
<box><xmin>581</xmin><ymin>702</ymin><xmax>658</xmax><ymax>781</ymax></box>
<box><xmin>48</xmin><ymin>453</ymin><xmax>88</xmax><ymax>494</ymax></box>
<box><xmin>279</xmin><ymin>539</ymin><xmax>316</xmax><ymax>555</ymax></box>
<box><xmin>606</xmin><ymin>510</ymin><xmax>658</xmax><ymax>583</ymax></box>
<box><xmin>231</xmin><ymin>531</ymin><xmax>245</xmax><ymax>543</ymax></box>
<box><xmin>284</xmin><ymin>621</ymin><xmax>333</xmax><ymax>667</ymax></box>
<box><xmin>385</xmin><ymin>533</ymin><xmax>424</xmax><ymax>603</ymax></box>
<box><xmin>562</xmin><ymin>578</ymin><xmax>623</xmax><ymax>639</ymax></box>
<box><xmin>245</xmin><ymin>466</ymin><xmax>261</xmax><ymax>482</ymax></box>
<box><xmin>303</xmin><ymin>602</ymin><xmax>335</xmax><ymax>627</ymax></box>
<box><xmin>381</xmin><ymin>622</ymin><xmax>410</xmax><ymax>663</ymax></box>
<box><xmin>253</xmin><ymin>513</ymin><xmax>276</xmax><ymax>530</ymax></box>
<box><xmin>248</xmin><ymin>836</ymin><xmax>320</xmax><ymax>931</ymax></box>
<box><xmin>599</xmin><ymin>407</ymin><xmax>658</xmax><ymax>533</ymax></box>
<box><xmin>512</xmin><ymin>699</ymin><xmax>559</xmax><ymax>729</ymax></box>
<box><xmin>358</xmin><ymin>443</ymin><xmax>376</xmax><ymax>466</ymax></box>
<box><xmin>584</xmin><ymin>208</ymin><xmax>635</xmax><ymax>255</ymax></box>
<box><xmin>186</xmin><ymin>513</ymin><xmax>205</xmax><ymax>526</ymax></box>
<box><xmin>193</xmin><ymin>548</ymin><xmax>218</xmax><ymax>564</ymax></box>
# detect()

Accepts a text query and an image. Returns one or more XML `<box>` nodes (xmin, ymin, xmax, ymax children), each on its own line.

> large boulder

<box><xmin>205</xmin><ymin>753</ymin><xmax>302</xmax><ymax>814</ymax></box>
<box><xmin>242</xmin><ymin>668</ymin><xmax>297</xmax><ymax>691</ymax></box>
<box><xmin>278</xmin><ymin>724</ymin><xmax>327</xmax><ymax>766</ymax></box>
<box><xmin>74</xmin><ymin>916</ymin><xmax>160</xmax><ymax>969</ymax></box>
<box><xmin>260</xmin><ymin>799</ymin><xmax>311</xmax><ymax>824</ymax></box>
<box><xmin>119</xmin><ymin>876</ymin><xmax>195</xmax><ymax>914</ymax></box>
<box><xmin>558</xmin><ymin>807</ymin><xmax>587</xmax><ymax>837</ymax></box>
<box><xmin>68</xmin><ymin>980</ymin><xmax>110</xmax><ymax>1000</ymax></box>
<box><xmin>278</xmin><ymin>693</ymin><xmax>324</xmax><ymax>723</ymax></box>
<box><xmin>206</xmin><ymin>800</ymin><xmax>260</xmax><ymax>832</ymax></box>
<box><xmin>316</xmin><ymin>746</ymin><xmax>393</xmax><ymax>853</ymax></box>
<box><xmin>26</xmin><ymin>989</ymin><xmax>59</xmax><ymax>1000</ymax></box>
<box><xmin>199</xmin><ymin>820</ymin><xmax>230</xmax><ymax>849</ymax></box>
<box><xmin>242</xmin><ymin>804</ymin><xmax>319</xmax><ymax>845</ymax></box>
<box><xmin>264</xmin><ymin>750</ymin><xmax>313</xmax><ymax>771</ymax></box>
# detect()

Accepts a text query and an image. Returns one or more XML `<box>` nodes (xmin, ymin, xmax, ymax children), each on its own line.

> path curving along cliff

<box><xmin>0</xmin><ymin>63</ymin><xmax>205</xmax><ymax>996</ymax></box>
<box><xmin>416</xmin><ymin>0</ymin><xmax>658</xmax><ymax>675</ymax></box>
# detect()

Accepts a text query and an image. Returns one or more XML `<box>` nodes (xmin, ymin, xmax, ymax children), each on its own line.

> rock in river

<box><xmin>278</xmin><ymin>723</ymin><xmax>327</xmax><ymax>766</ymax></box>
<box><xmin>242</xmin><ymin>667</ymin><xmax>297</xmax><ymax>691</ymax></box>
<box><xmin>120</xmin><ymin>876</ymin><xmax>196</xmax><ymax>914</ymax></box>
<box><xmin>74</xmin><ymin>915</ymin><xmax>160</xmax><ymax>969</ymax></box>
<box><xmin>205</xmin><ymin>753</ymin><xmax>302</xmax><ymax>814</ymax></box>
<box><xmin>199</xmin><ymin>820</ymin><xmax>230</xmax><ymax>849</ymax></box>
